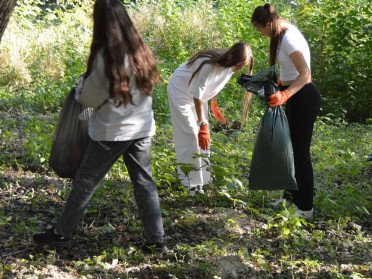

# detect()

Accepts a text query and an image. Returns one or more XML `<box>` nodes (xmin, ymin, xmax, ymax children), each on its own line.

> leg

<box><xmin>290</xmin><ymin>106</ymin><xmax>319</xmax><ymax>210</ymax></box>
<box><xmin>123</xmin><ymin>137</ymin><xmax>164</xmax><ymax>243</ymax></box>
<box><xmin>285</xmin><ymin>89</ymin><xmax>320</xmax><ymax>210</ymax></box>
<box><xmin>57</xmin><ymin>140</ymin><xmax>132</xmax><ymax>236</ymax></box>
<box><xmin>283</xmin><ymin>103</ymin><xmax>296</xmax><ymax>203</ymax></box>
<box><xmin>168</xmin><ymin>94</ymin><xmax>211</xmax><ymax>187</ymax></box>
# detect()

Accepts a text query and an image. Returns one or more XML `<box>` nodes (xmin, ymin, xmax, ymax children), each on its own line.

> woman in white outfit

<box><xmin>167</xmin><ymin>42</ymin><xmax>252</xmax><ymax>195</ymax></box>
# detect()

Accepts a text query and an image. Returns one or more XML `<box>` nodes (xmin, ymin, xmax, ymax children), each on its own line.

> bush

<box><xmin>293</xmin><ymin>0</ymin><xmax>371</xmax><ymax>123</ymax></box>
<box><xmin>0</xmin><ymin>4</ymin><xmax>91</xmax><ymax>112</ymax></box>
<box><xmin>0</xmin><ymin>0</ymin><xmax>370</xmax><ymax>122</ymax></box>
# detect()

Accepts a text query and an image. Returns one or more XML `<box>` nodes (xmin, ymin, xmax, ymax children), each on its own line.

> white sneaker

<box><xmin>188</xmin><ymin>185</ymin><xmax>204</xmax><ymax>196</ymax></box>
<box><xmin>294</xmin><ymin>206</ymin><xmax>313</xmax><ymax>220</ymax></box>
<box><xmin>269</xmin><ymin>198</ymin><xmax>291</xmax><ymax>208</ymax></box>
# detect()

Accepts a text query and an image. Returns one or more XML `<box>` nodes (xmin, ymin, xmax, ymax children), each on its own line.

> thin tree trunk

<box><xmin>0</xmin><ymin>0</ymin><xmax>17</xmax><ymax>44</ymax></box>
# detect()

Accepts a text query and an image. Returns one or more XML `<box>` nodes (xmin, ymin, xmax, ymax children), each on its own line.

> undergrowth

<box><xmin>0</xmin><ymin>0</ymin><xmax>371</xmax><ymax>278</ymax></box>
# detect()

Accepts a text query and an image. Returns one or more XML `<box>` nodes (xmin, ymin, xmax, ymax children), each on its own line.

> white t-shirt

<box><xmin>76</xmin><ymin>51</ymin><xmax>155</xmax><ymax>141</ymax></box>
<box><xmin>277</xmin><ymin>25</ymin><xmax>311</xmax><ymax>81</ymax></box>
<box><xmin>168</xmin><ymin>58</ymin><xmax>234</xmax><ymax>104</ymax></box>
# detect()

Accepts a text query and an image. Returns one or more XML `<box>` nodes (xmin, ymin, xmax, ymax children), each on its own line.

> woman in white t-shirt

<box><xmin>167</xmin><ymin>42</ymin><xmax>253</xmax><ymax>195</ymax></box>
<box><xmin>251</xmin><ymin>3</ymin><xmax>321</xmax><ymax>219</ymax></box>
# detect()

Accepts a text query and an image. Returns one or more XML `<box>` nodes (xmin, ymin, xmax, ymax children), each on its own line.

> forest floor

<box><xmin>0</xmin><ymin>110</ymin><xmax>371</xmax><ymax>278</ymax></box>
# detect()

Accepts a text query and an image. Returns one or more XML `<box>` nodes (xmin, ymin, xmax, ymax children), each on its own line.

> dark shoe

<box><xmin>33</xmin><ymin>228</ymin><xmax>72</xmax><ymax>248</ymax></box>
<box><xmin>141</xmin><ymin>242</ymin><xmax>168</xmax><ymax>254</ymax></box>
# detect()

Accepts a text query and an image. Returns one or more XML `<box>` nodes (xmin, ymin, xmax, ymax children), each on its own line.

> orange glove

<box><xmin>268</xmin><ymin>90</ymin><xmax>291</xmax><ymax>107</ymax></box>
<box><xmin>211</xmin><ymin>100</ymin><xmax>227</xmax><ymax>125</ymax></box>
<box><xmin>198</xmin><ymin>124</ymin><xmax>210</xmax><ymax>150</ymax></box>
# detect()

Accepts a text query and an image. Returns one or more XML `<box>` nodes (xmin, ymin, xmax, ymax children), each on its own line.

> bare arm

<box><xmin>194</xmin><ymin>97</ymin><xmax>205</xmax><ymax>124</ymax></box>
<box><xmin>285</xmin><ymin>51</ymin><xmax>312</xmax><ymax>96</ymax></box>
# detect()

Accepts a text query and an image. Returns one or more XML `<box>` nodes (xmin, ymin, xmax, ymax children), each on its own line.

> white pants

<box><xmin>167</xmin><ymin>82</ymin><xmax>211</xmax><ymax>187</ymax></box>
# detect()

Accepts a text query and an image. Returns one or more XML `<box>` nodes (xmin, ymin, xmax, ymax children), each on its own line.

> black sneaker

<box><xmin>33</xmin><ymin>228</ymin><xmax>72</xmax><ymax>248</ymax></box>
<box><xmin>141</xmin><ymin>242</ymin><xmax>168</xmax><ymax>254</ymax></box>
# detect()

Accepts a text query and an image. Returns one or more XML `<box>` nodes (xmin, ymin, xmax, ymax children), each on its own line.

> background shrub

<box><xmin>0</xmin><ymin>0</ymin><xmax>370</xmax><ymax>121</ymax></box>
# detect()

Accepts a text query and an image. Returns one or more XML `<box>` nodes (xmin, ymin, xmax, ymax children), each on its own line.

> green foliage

<box><xmin>0</xmin><ymin>0</ymin><xmax>369</xmax><ymax>225</ymax></box>
<box><xmin>23</xmin><ymin>115</ymin><xmax>54</xmax><ymax>171</ymax></box>
<box><xmin>292</xmin><ymin>0</ymin><xmax>372</xmax><ymax>122</ymax></box>
<box><xmin>2</xmin><ymin>0</ymin><xmax>370</xmax><ymax>121</ymax></box>
<box><xmin>312</xmin><ymin>117</ymin><xmax>371</xmax><ymax>222</ymax></box>
<box><xmin>151</xmin><ymin>125</ymin><xmax>179</xmax><ymax>188</ymax></box>
<box><xmin>0</xmin><ymin>2</ymin><xmax>90</xmax><ymax>112</ymax></box>
<box><xmin>131</xmin><ymin>0</ymin><xmax>223</xmax><ymax>75</ymax></box>
<box><xmin>216</xmin><ymin>0</ymin><xmax>269</xmax><ymax>70</ymax></box>
<box><xmin>267</xmin><ymin>206</ymin><xmax>307</xmax><ymax>239</ymax></box>
<box><xmin>0</xmin><ymin>1</ymin><xmax>371</xmax><ymax>278</ymax></box>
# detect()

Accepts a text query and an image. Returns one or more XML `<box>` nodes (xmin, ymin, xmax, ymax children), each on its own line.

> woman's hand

<box><xmin>211</xmin><ymin>98</ymin><xmax>227</xmax><ymax>125</ymax></box>
<box><xmin>198</xmin><ymin>124</ymin><xmax>210</xmax><ymax>150</ymax></box>
<box><xmin>268</xmin><ymin>90</ymin><xmax>291</xmax><ymax>107</ymax></box>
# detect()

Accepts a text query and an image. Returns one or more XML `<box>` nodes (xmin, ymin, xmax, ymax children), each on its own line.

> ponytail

<box><xmin>251</xmin><ymin>3</ymin><xmax>286</xmax><ymax>66</ymax></box>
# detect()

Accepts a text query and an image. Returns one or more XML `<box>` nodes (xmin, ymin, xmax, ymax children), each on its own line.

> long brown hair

<box><xmin>251</xmin><ymin>3</ymin><xmax>286</xmax><ymax>66</ymax></box>
<box><xmin>85</xmin><ymin>0</ymin><xmax>160</xmax><ymax>106</ymax></box>
<box><xmin>187</xmin><ymin>42</ymin><xmax>252</xmax><ymax>84</ymax></box>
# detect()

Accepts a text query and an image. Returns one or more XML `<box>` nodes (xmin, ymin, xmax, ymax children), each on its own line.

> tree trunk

<box><xmin>0</xmin><ymin>0</ymin><xmax>17</xmax><ymax>44</ymax></box>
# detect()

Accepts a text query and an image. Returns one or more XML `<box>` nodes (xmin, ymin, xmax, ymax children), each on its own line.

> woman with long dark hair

<box><xmin>167</xmin><ymin>42</ymin><xmax>253</xmax><ymax>195</ymax></box>
<box><xmin>34</xmin><ymin>0</ymin><xmax>166</xmax><ymax>252</ymax></box>
<box><xmin>251</xmin><ymin>3</ymin><xmax>321</xmax><ymax>219</ymax></box>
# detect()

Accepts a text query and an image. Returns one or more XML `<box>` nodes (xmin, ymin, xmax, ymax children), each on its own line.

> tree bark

<box><xmin>0</xmin><ymin>0</ymin><xmax>17</xmax><ymax>44</ymax></box>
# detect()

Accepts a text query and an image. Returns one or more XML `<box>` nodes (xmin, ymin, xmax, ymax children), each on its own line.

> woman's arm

<box><xmin>191</xmin><ymin>63</ymin><xmax>213</xmax><ymax>124</ymax></box>
<box><xmin>268</xmin><ymin>51</ymin><xmax>311</xmax><ymax>107</ymax></box>
<box><xmin>284</xmin><ymin>51</ymin><xmax>312</xmax><ymax>97</ymax></box>
<box><xmin>194</xmin><ymin>97</ymin><xmax>206</xmax><ymax>124</ymax></box>
<box><xmin>76</xmin><ymin>52</ymin><xmax>110</xmax><ymax>108</ymax></box>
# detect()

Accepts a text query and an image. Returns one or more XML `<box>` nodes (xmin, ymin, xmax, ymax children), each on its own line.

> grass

<box><xmin>0</xmin><ymin>1</ymin><xmax>371</xmax><ymax>277</ymax></box>
<box><xmin>0</xmin><ymin>107</ymin><xmax>371</xmax><ymax>278</ymax></box>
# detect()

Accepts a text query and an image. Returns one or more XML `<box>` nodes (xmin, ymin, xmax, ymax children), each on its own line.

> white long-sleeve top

<box><xmin>168</xmin><ymin>58</ymin><xmax>234</xmax><ymax>104</ymax></box>
<box><xmin>75</xmin><ymin>51</ymin><xmax>155</xmax><ymax>141</ymax></box>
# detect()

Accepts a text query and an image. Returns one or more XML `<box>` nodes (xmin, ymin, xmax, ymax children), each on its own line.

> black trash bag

<box><xmin>237</xmin><ymin>67</ymin><xmax>297</xmax><ymax>190</ymax></box>
<box><xmin>237</xmin><ymin>66</ymin><xmax>278</xmax><ymax>98</ymax></box>
<box><xmin>49</xmin><ymin>87</ymin><xmax>90</xmax><ymax>178</ymax></box>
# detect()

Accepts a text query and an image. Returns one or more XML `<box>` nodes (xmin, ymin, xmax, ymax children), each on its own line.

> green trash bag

<box><xmin>237</xmin><ymin>67</ymin><xmax>297</xmax><ymax>190</ymax></box>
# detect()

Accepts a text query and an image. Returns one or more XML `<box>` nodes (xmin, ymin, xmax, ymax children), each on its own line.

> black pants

<box><xmin>282</xmin><ymin>83</ymin><xmax>321</xmax><ymax>210</ymax></box>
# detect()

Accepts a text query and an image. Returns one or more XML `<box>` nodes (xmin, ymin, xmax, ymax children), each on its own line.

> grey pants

<box><xmin>57</xmin><ymin>137</ymin><xmax>164</xmax><ymax>243</ymax></box>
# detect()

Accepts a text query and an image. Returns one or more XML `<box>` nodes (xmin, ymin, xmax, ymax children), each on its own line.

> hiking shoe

<box><xmin>188</xmin><ymin>185</ymin><xmax>204</xmax><ymax>196</ymax></box>
<box><xmin>141</xmin><ymin>242</ymin><xmax>168</xmax><ymax>254</ymax></box>
<box><xmin>294</xmin><ymin>206</ymin><xmax>314</xmax><ymax>220</ymax></box>
<box><xmin>33</xmin><ymin>228</ymin><xmax>72</xmax><ymax>248</ymax></box>
<box><xmin>269</xmin><ymin>198</ymin><xmax>291</xmax><ymax>209</ymax></box>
